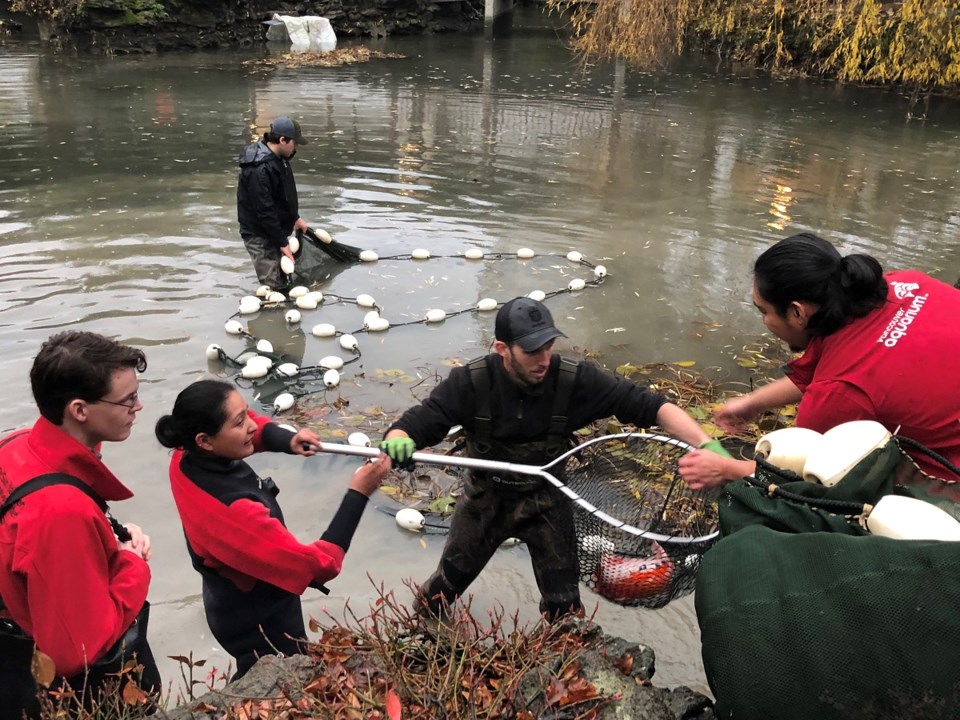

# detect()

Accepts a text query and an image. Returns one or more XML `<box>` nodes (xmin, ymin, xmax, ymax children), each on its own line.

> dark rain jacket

<box><xmin>387</xmin><ymin>354</ymin><xmax>669</xmax><ymax>463</ymax></box>
<box><xmin>237</xmin><ymin>141</ymin><xmax>300</xmax><ymax>249</ymax></box>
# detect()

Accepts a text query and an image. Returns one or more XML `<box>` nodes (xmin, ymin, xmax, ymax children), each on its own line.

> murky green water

<box><xmin>1</xmin><ymin>9</ymin><xmax>959</xmax><ymax>699</ymax></box>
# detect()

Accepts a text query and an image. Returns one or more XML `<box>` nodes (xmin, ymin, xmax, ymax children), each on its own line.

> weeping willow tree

<box><xmin>544</xmin><ymin>0</ymin><xmax>960</xmax><ymax>94</ymax></box>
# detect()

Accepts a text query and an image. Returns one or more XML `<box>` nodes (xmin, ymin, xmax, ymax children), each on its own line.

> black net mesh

<box><xmin>291</xmin><ymin>234</ymin><xmax>355</xmax><ymax>286</ymax></box>
<box><xmin>561</xmin><ymin>434</ymin><xmax>720</xmax><ymax>609</ymax></box>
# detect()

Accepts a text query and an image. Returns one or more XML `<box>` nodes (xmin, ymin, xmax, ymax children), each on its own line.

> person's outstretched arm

<box><xmin>714</xmin><ymin>377</ymin><xmax>802</xmax><ymax>434</ymax></box>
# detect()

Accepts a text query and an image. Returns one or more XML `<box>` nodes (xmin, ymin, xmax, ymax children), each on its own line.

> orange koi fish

<box><xmin>593</xmin><ymin>540</ymin><xmax>675</xmax><ymax>604</ymax></box>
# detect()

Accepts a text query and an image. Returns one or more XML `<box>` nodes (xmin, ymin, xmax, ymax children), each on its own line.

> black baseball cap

<box><xmin>270</xmin><ymin>116</ymin><xmax>308</xmax><ymax>145</ymax></box>
<box><xmin>495</xmin><ymin>297</ymin><xmax>567</xmax><ymax>351</ymax></box>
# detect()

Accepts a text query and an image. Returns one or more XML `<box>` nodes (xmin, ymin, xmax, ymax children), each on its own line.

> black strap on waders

<box><xmin>0</xmin><ymin>473</ymin><xmax>132</xmax><ymax>543</ymax></box>
<box><xmin>468</xmin><ymin>355</ymin><xmax>579</xmax><ymax>457</ymax></box>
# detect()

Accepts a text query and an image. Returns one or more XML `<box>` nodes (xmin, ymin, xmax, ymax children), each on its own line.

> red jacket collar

<box><xmin>27</xmin><ymin>417</ymin><xmax>134</xmax><ymax>501</ymax></box>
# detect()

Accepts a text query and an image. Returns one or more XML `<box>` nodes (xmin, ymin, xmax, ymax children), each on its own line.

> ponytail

<box><xmin>754</xmin><ymin>233</ymin><xmax>887</xmax><ymax>337</ymax></box>
<box><xmin>155</xmin><ymin>380</ymin><xmax>234</xmax><ymax>451</ymax></box>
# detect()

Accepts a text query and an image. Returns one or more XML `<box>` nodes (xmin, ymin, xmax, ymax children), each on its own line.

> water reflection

<box><xmin>1</xmin><ymin>12</ymin><xmax>959</xmax><ymax>696</ymax></box>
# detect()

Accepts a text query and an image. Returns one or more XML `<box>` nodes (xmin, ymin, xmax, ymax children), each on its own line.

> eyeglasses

<box><xmin>94</xmin><ymin>392</ymin><xmax>140</xmax><ymax>410</ymax></box>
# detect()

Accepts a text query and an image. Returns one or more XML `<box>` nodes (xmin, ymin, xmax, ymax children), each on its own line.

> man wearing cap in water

<box><xmin>237</xmin><ymin>116</ymin><xmax>311</xmax><ymax>290</ymax></box>
<box><xmin>380</xmin><ymin>297</ymin><xmax>727</xmax><ymax>622</ymax></box>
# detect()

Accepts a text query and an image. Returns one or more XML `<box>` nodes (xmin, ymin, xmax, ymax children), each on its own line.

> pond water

<box><xmin>1</xmin><ymin>8</ymin><xmax>959</xmax><ymax>700</ymax></box>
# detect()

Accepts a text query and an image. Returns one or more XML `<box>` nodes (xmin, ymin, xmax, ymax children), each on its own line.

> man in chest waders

<box><xmin>380</xmin><ymin>298</ymin><xmax>728</xmax><ymax>621</ymax></box>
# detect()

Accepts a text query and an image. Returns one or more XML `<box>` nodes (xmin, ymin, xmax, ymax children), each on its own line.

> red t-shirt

<box><xmin>787</xmin><ymin>270</ymin><xmax>960</xmax><ymax>482</ymax></box>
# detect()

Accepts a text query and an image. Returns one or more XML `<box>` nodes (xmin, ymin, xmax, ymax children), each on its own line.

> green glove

<box><xmin>380</xmin><ymin>437</ymin><xmax>416</xmax><ymax>469</ymax></box>
<box><xmin>700</xmin><ymin>439</ymin><xmax>733</xmax><ymax>459</ymax></box>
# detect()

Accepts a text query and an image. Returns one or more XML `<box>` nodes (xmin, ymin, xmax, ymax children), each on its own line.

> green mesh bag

<box><xmin>719</xmin><ymin>438</ymin><xmax>960</xmax><ymax>537</ymax></box>
<box><xmin>697</xmin><ymin>437</ymin><xmax>960</xmax><ymax>719</ymax></box>
<box><xmin>697</xmin><ymin>525</ymin><xmax>960</xmax><ymax>720</ymax></box>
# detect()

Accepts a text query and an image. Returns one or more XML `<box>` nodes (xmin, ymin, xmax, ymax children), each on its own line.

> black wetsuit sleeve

<box><xmin>261</xmin><ymin>422</ymin><xmax>297</xmax><ymax>453</ymax></box>
<box><xmin>320</xmin><ymin>489</ymin><xmax>369</xmax><ymax>552</ymax></box>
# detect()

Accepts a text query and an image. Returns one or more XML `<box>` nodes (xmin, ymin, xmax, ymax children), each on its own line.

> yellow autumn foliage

<box><xmin>544</xmin><ymin>0</ymin><xmax>960</xmax><ymax>93</ymax></box>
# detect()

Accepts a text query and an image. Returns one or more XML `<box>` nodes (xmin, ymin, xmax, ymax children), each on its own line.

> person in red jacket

<box><xmin>679</xmin><ymin>232</ymin><xmax>960</xmax><ymax>496</ymax></box>
<box><xmin>0</xmin><ymin>331</ymin><xmax>158</xmax><ymax>717</ymax></box>
<box><xmin>155</xmin><ymin>379</ymin><xmax>390</xmax><ymax>679</ymax></box>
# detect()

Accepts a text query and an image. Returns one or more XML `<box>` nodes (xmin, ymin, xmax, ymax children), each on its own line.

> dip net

<box><xmin>562</xmin><ymin>434</ymin><xmax>720</xmax><ymax>609</ymax></box>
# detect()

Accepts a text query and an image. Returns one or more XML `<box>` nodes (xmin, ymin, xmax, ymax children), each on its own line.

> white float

<box><xmin>323</xmin><ymin>368</ymin><xmax>341</xmax><ymax>388</ymax></box>
<box><xmin>528</xmin><ymin>290</ymin><xmax>546</xmax><ymax>302</ymax></box>
<box><xmin>865</xmin><ymin>495</ymin><xmax>960</xmax><ymax>541</ymax></box>
<box><xmin>266</xmin><ymin>291</ymin><xmax>287</xmax><ymax>304</ymax></box>
<box><xmin>224</xmin><ymin>320</ymin><xmax>245</xmax><ymax>335</ymax></box>
<box><xmin>348</xmin><ymin>432</ymin><xmax>371</xmax><ymax>447</ymax></box>
<box><xmin>305</xmin><ymin>291</ymin><xmax>324</xmax><ymax>305</ymax></box>
<box><xmin>313</xmin><ymin>227</ymin><xmax>333</xmax><ymax>243</ymax></box>
<box><xmin>477</xmin><ymin>298</ymin><xmax>498</xmax><ymax>312</ymax></box>
<box><xmin>256</xmin><ymin>339</ymin><xmax>274</xmax><ymax>354</ymax></box>
<box><xmin>359</xmin><ymin>250</ymin><xmax>379</xmax><ymax>263</ymax></box>
<box><xmin>339</xmin><ymin>334</ymin><xmax>359</xmax><ymax>352</ymax></box>
<box><xmin>566</xmin><ymin>251</ymin><xmax>584</xmax><ymax>263</ymax></box>
<box><xmin>280</xmin><ymin>256</ymin><xmax>295</xmax><ymax>275</ymax></box>
<box><xmin>356</xmin><ymin>293</ymin><xmax>376</xmax><ymax>308</ymax></box>
<box><xmin>568</xmin><ymin>278</ymin><xmax>586</xmax><ymax>292</ymax></box>
<box><xmin>295</xmin><ymin>294</ymin><xmax>318</xmax><ymax>310</ymax></box>
<box><xmin>205</xmin><ymin>344</ymin><xmax>223</xmax><ymax>361</ymax></box>
<box><xmin>517</xmin><ymin>248</ymin><xmax>536</xmax><ymax>259</ymax></box>
<box><xmin>803</xmin><ymin>421</ymin><xmax>892</xmax><ymax>487</ymax></box>
<box><xmin>411</xmin><ymin>248</ymin><xmax>431</xmax><ymax>260</ymax></box>
<box><xmin>285</xmin><ymin>309</ymin><xmax>302</xmax><ymax>324</ymax></box>
<box><xmin>594</xmin><ymin>265</ymin><xmax>608</xmax><ymax>279</ymax></box>
<box><xmin>395</xmin><ymin>508</ymin><xmax>426</xmax><ymax>532</ymax></box>
<box><xmin>465</xmin><ymin>248</ymin><xmax>484</xmax><ymax>260</ymax></box>
<box><xmin>288</xmin><ymin>286</ymin><xmax>309</xmax><ymax>298</ymax></box>
<box><xmin>425</xmin><ymin>308</ymin><xmax>447</xmax><ymax>323</ymax></box>
<box><xmin>255</xmin><ymin>285</ymin><xmax>272</xmax><ymax>298</ymax></box>
<box><xmin>320</xmin><ymin>355</ymin><xmax>344</xmax><ymax>370</ymax></box>
<box><xmin>288</xmin><ymin>235</ymin><xmax>300</xmax><ymax>254</ymax></box>
<box><xmin>312</xmin><ymin>323</ymin><xmax>337</xmax><ymax>338</ymax></box>
<box><xmin>365</xmin><ymin>317</ymin><xmax>390</xmax><ymax>332</ymax></box>
<box><xmin>246</xmin><ymin>355</ymin><xmax>273</xmax><ymax>370</ymax></box>
<box><xmin>754</xmin><ymin>427</ymin><xmax>825</xmax><ymax>476</ymax></box>
<box><xmin>235</xmin><ymin>350</ymin><xmax>258</xmax><ymax>365</ymax></box>
<box><xmin>276</xmin><ymin>363</ymin><xmax>300</xmax><ymax>378</ymax></box>
<box><xmin>363</xmin><ymin>310</ymin><xmax>381</xmax><ymax>328</ymax></box>
<box><xmin>241</xmin><ymin>363</ymin><xmax>269</xmax><ymax>379</ymax></box>
<box><xmin>273</xmin><ymin>393</ymin><xmax>295</xmax><ymax>412</ymax></box>
<box><xmin>238</xmin><ymin>296</ymin><xmax>261</xmax><ymax>315</ymax></box>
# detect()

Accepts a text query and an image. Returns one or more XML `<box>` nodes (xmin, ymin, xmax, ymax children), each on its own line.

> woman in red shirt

<box><xmin>680</xmin><ymin>232</ymin><xmax>960</xmax><ymax>495</ymax></box>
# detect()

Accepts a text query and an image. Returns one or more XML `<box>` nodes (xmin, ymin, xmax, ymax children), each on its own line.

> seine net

<box><xmin>562</xmin><ymin>434</ymin><xmax>720</xmax><ymax>609</ymax></box>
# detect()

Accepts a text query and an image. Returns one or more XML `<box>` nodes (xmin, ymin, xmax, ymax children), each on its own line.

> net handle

<box><xmin>311</xmin><ymin>433</ymin><xmax>717</xmax><ymax>546</ymax></box>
